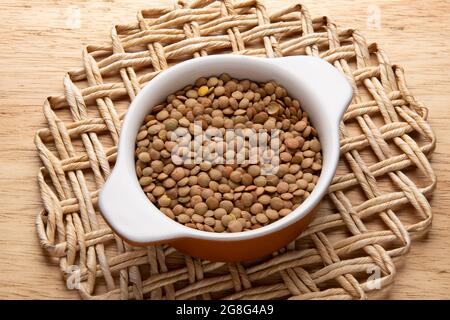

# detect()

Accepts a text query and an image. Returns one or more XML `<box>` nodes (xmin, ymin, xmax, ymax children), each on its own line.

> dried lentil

<box><xmin>135</xmin><ymin>75</ymin><xmax>322</xmax><ymax>233</ymax></box>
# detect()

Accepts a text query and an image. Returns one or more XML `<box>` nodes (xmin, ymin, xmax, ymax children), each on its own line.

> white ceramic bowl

<box><xmin>99</xmin><ymin>55</ymin><xmax>352</xmax><ymax>261</ymax></box>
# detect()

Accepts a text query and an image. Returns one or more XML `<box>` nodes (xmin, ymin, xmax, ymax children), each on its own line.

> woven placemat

<box><xmin>35</xmin><ymin>0</ymin><xmax>436</xmax><ymax>299</ymax></box>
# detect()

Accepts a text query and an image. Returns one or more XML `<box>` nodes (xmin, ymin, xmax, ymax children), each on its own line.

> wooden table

<box><xmin>0</xmin><ymin>0</ymin><xmax>449</xmax><ymax>299</ymax></box>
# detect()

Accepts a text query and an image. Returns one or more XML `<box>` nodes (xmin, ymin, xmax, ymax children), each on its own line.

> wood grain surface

<box><xmin>0</xmin><ymin>0</ymin><xmax>449</xmax><ymax>299</ymax></box>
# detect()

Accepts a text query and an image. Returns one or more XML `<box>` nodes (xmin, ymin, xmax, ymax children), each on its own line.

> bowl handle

<box><xmin>272</xmin><ymin>56</ymin><xmax>353</xmax><ymax>126</ymax></box>
<box><xmin>98</xmin><ymin>168</ymin><xmax>181</xmax><ymax>245</ymax></box>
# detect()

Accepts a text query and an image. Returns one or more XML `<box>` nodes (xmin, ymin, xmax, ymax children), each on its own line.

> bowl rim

<box><xmin>100</xmin><ymin>54</ymin><xmax>352</xmax><ymax>242</ymax></box>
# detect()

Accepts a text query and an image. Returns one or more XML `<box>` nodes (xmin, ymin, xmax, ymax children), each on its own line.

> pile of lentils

<box><xmin>135</xmin><ymin>74</ymin><xmax>322</xmax><ymax>233</ymax></box>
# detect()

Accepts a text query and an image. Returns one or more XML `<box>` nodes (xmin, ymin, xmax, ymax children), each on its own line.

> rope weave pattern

<box><xmin>35</xmin><ymin>0</ymin><xmax>436</xmax><ymax>300</ymax></box>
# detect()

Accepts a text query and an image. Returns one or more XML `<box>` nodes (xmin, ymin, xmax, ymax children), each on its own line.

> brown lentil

<box><xmin>228</xmin><ymin>220</ymin><xmax>243</xmax><ymax>232</ymax></box>
<box><xmin>135</xmin><ymin>76</ymin><xmax>322</xmax><ymax>233</ymax></box>
<box><xmin>256</xmin><ymin>213</ymin><xmax>269</xmax><ymax>224</ymax></box>
<box><xmin>206</xmin><ymin>196</ymin><xmax>219</xmax><ymax>210</ymax></box>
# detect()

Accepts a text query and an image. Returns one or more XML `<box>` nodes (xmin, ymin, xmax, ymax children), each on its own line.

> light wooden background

<box><xmin>0</xmin><ymin>0</ymin><xmax>449</xmax><ymax>299</ymax></box>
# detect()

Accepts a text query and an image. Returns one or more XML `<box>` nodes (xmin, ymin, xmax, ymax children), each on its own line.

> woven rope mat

<box><xmin>35</xmin><ymin>0</ymin><xmax>437</xmax><ymax>299</ymax></box>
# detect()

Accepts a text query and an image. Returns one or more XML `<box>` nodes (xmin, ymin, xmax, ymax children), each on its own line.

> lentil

<box><xmin>135</xmin><ymin>75</ymin><xmax>322</xmax><ymax>233</ymax></box>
